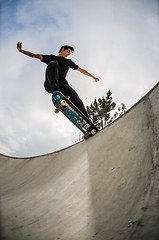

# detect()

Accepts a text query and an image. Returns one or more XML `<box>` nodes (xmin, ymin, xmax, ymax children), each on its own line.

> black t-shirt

<box><xmin>41</xmin><ymin>54</ymin><xmax>79</xmax><ymax>84</ymax></box>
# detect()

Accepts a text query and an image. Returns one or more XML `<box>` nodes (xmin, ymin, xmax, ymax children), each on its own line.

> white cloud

<box><xmin>0</xmin><ymin>0</ymin><xmax>159</xmax><ymax>157</ymax></box>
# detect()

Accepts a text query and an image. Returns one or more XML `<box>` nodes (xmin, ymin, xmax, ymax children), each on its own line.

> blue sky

<box><xmin>0</xmin><ymin>0</ymin><xmax>159</xmax><ymax>157</ymax></box>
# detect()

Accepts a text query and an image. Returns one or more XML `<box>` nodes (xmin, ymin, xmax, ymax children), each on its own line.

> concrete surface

<box><xmin>0</xmin><ymin>82</ymin><xmax>159</xmax><ymax>240</ymax></box>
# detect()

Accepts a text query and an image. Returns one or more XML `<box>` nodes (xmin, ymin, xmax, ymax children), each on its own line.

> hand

<box><xmin>17</xmin><ymin>42</ymin><xmax>22</xmax><ymax>52</ymax></box>
<box><xmin>93</xmin><ymin>77</ymin><xmax>100</xmax><ymax>82</ymax></box>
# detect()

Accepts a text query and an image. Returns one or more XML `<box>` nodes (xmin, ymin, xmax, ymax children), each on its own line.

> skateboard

<box><xmin>52</xmin><ymin>91</ymin><xmax>99</xmax><ymax>140</ymax></box>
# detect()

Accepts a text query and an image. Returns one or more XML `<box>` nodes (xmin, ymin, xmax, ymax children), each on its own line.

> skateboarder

<box><xmin>17</xmin><ymin>42</ymin><xmax>100</xmax><ymax>117</ymax></box>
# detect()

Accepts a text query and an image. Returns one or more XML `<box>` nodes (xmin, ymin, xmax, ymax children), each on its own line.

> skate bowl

<box><xmin>0</xmin><ymin>82</ymin><xmax>159</xmax><ymax>240</ymax></box>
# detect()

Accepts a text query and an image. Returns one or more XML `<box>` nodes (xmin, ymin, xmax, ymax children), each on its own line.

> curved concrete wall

<box><xmin>0</xmin><ymin>82</ymin><xmax>159</xmax><ymax>240</ymax></box>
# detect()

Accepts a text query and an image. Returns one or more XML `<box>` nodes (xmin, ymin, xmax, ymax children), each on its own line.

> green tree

<box><xmin>86</xmin><ymin>90</ymin><xmax>126</xmax><ymax>129</ymax></box>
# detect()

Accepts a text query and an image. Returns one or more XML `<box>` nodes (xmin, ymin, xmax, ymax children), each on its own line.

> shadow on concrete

<box><xmin>87</xmin><ymin>82</ymin><xmax>159</xmax><ymax>239</ymax></box>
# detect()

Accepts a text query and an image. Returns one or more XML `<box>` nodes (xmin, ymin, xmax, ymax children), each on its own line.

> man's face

<box><xmin>60</xmin><ymin>48</ymin><xmax>73</xmax><ymax>58</ymax></box>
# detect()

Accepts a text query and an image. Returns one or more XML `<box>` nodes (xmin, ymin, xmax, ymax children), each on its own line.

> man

<box><xmin>17</xmin><ymin>42</ymin><xmax>100</xmax><ymax>117</ymax></box>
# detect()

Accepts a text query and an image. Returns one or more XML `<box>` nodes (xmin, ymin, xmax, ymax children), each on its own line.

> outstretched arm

<box><xmin>17</xmin><ymin>42</ymin><xmax>43</xmax><ymax>61</ymax></box>
<box><xmin>76</xmin><ymin>67</ymin><xmax>100</xmax><ymax>82</ymax></box>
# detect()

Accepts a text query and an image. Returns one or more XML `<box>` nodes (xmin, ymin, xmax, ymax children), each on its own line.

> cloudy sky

<box><xmin>0</xmin><ymin>0</ymin><xmax>159</xmax><ymax>157</ymax></box>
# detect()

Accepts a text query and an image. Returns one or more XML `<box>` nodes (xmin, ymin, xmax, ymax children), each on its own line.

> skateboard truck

<box><xmin>82</xmin><ymin>128</ymin><xmax>97</xmax><ymax>141</ymax></box>
<box><xmin>54</xmin><ymin>100</ymin><xmax>67</xmax><ymax>114</ymax></box>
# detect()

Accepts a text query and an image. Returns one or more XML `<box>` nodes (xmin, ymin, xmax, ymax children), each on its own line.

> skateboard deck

<box><xmin>52</xmin><ymin>91</ymin><xmax>99</xmax><ymax>140</ymax></box>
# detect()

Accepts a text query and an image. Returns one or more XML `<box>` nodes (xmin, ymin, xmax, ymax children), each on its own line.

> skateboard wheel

<box><xmin>54</xmin><ymin>109</ymin><xmax>59</xmax><ymax>114</ymax></box>
<box><xmin>61</xmin><ymin>100</ymin><xmax>66</xmax><ymax>106</ymax></box>
<box><xmin>82</xmin><ymin>135</ymin><xmax>87</xmax><ymax>141</ymax></box>
<box><xmin>91</xmin><ymin>129</ymin><xmax>97</xmax><ymax>135</ymax></box>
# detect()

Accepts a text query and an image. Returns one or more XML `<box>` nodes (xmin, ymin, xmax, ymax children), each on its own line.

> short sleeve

<box><xmin>70</xmin><ymin>60</ymin><xmax>78</xmax><ymax>70</ymax></box>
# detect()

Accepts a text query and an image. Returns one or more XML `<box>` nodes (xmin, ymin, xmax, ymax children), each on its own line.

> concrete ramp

<box><xmin>0</xmin><ymin>83</ymin><xmax>159</xmax><ymax>240</ymax></box>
